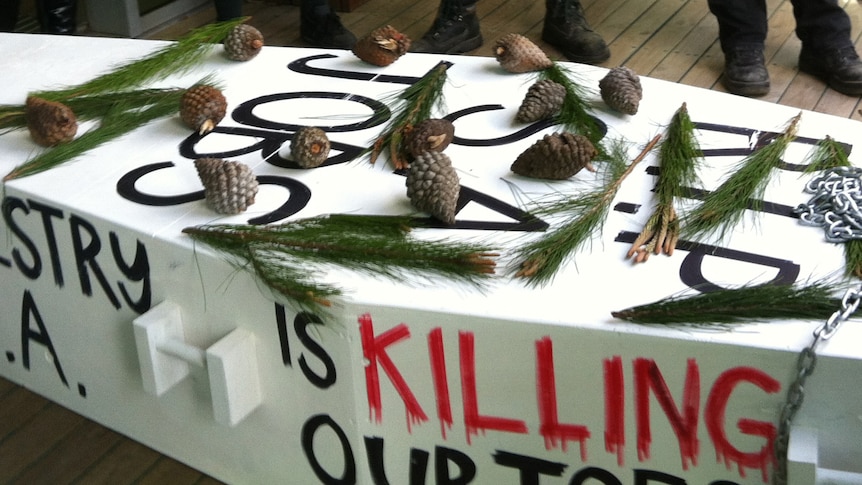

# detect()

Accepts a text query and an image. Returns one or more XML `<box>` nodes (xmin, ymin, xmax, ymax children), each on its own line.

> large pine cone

<box><xmin>224</xmin><ymin>23</ymin><xmax>264</xmax><ymax>61</ymax></box>
<box><xmin>511</xmin><ymin>132</ymin><xmax>598</xmax><ymax>180</ymax></box>
<box><xmin>180</xmin><ymin>84</ymin><xmax>227</xmax><ymax>135</ymax></box>
<box><xmin>516</xmin><ymin>79</ymin><xmax>567</xmax><ymax>123</ymax></box>
<box><xmin>25</xmin><ymin>96</ymin><xmax>77</xmax><ymax>147</ymax></box>
<box><xmin>599</xmin><ymin>66</ymin><xmax>643</xmax><ymax>115</ymax></box>
<box><xmin>406</xmin><ymin>119</ymin><xmax>455</xmax><ymax>158</ymax></box>
<box><xmin>493</xmin><ymin>33</ymin><xmax>554</xmax><ymax>73</ymax></box>
<box><xmin>290</xmin><ymin>127</ymin><xmax>330</xmax><ymax>168</ymax></box>
<box><xmin>194</xmin><ymin>158</ymin><xmax>259</xmax><ymax>214</ymax></box>
<box><xmin>406</xmin><ymin>151</ymin><xmax>460</xmax><ymax>225</ymax></box>
<box><xmin>352</xmin><ymin>25</ymin><xmax>411</xmax><ymax>66</ymax></box>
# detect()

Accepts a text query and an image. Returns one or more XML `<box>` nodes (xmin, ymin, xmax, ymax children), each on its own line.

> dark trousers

<box><xmin>0</xmin><ymin>0</ymin><xmax>76</xmax><ymax>33</ymax></box>
<box><xmin>707</xmin><ymin>0</ymin><xmax>852</xmax><ymax>52</ymax></box>
<box><xmin>213</xmin><ymin>0</ymin><xmax>242</xmax><ymax>21</ymax></box>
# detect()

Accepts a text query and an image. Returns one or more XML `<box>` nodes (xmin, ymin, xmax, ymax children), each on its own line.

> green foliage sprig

<box><xmin>513</xmin><ymin>134</ymin><xmax>662</xmax><ymax>286</ymax></box>
<box><xmin>369</xmin><ymin>62</ymin><xmax>449</xmax><ymax>170</ymax></box>
<box><xmin>681</xmin><ymin>112</ymin><xmax>801</xmax><ymax>242</ymax></box>
<box><xmin>611</xmin><ymin>280</ymin><xmax>842</xmax><ymax>326</ymax></box>
<box><xmin>538</xmin><ymin>63</ymin><xmax>605</xmax><ymax>153</ymax></box>
<box><xmin>628</xmin><ymin>103</ymin><xmax>703</xmax><ymax>262</ymax></box>
<box><xmin>183</xmin><ymin>214</ymin><xmax>499</xmax><ymax>315</ymax></box>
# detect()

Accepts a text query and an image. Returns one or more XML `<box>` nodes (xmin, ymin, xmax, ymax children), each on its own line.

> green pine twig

<box><xmin>611</xmin><ymin>280</ymin><xmax>843</xmax><ymax>326</ymax></box>
<box><xmin>681</xmin><ymin>112</ymin><xmax>801</xmax><ymax>242</ymax></box>
<box><xmin>183</xmin><ymin>214</ymin><xmax>499</xmax><ymax>314</ymax></box>
<box><xmin>513</xmin><ymin>134</ymin><xmax>661</xmax><ymax>286</ymax></box>
<box><xmin>369</xmin><ymin>62</ymin><xmax>449</xmax><ymax>170</ymax></box>
<box><xmin>628</xmin><ymin>102</ymin><xmax>703</xmax><ymax>262</ymax></box>
<box><xmin>538</xmin><ymin>63</ymin><xmax>606</xmax><ymax>154</ymax></box>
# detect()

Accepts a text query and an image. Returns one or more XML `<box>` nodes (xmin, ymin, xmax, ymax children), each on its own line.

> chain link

<box><xmin>772</xmin><ymin>285</ymin><xmax>862</xmax><ymax>485</ymax></box>
<box><xmin>795</xmin><ymin>166</ymin><xmax>862</xmax><ymax>242</ymax></box>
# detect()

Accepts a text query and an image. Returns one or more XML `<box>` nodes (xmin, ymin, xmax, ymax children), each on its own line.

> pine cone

<box><xmin>180</xmin><ymin>84</ymin><xmax>227</xmax><ymax>135</ymax></box>
<box><xmin>352</xmin><ymin>25</ymin><xmax>411</xmax><ymax>67</ymax></box>
<box><xmin>194</xmin><ymin>158</ymin><xmax>259</xmax><ymax>214</ymax></box>
<box><xmin>599</xmin><ymin>66</ymin><xmax>643</xmax><ymax>115</ymax></box>
<box><xmin>290</xmin><ymin>127</ymin><xmax>331</xmax><ymax>168</ymax></box>
<box><xmin>516</xmin><ymin>79</ymin><xmax>567</xmax><ymax>123</ymax></box>
<box><xmin>493</xmin><ymin>33</ymin><xmax>553</xmax><ymax>73</ymax></box>
<box><xmin>511</xmin><ymin>132</ymin><xmax>598</xmax><ymax>180</ymax></box>
<box><xmin>406</xmin><ymin>151</ymin><xmax>460</xmax><ymax>225</ymax></box>
<box><xmin>25</xmin><ymin>96</ymin><xmax>77</xmax><ymax>147</ymax></box>
<box><xmin>224</xmin><ymin>23</ymin><xmax>264</xmax><ymax>61</ymax></box>
<box><xmin>406</xmin><ymin>119</ymin><xmax>455</xmax><ymax>158</ymax></box>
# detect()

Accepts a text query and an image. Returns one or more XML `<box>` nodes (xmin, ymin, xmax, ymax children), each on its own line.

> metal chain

<box><xmin>772</xmin><ymin>285</ymin><xmax>862</xmax><ymax>485</ymax></box>
<box><xmin>795</xmin><ymin>166</ymin><xmax>862</xmax><ymax>242</ymax></box>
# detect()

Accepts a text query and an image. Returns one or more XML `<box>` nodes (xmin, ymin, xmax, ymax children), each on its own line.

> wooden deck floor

<box><xmin>2</xmin><ymin>0</ymin><xmax>862</xmax><ymax>483</ymax></box>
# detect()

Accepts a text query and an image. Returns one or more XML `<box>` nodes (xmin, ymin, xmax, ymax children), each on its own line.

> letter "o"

<box><xmin>301</xmin><ymin>414</ymin><xmax>356</xmax><ymax>484</ymax></box>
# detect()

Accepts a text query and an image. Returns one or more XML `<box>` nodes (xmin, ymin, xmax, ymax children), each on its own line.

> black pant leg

<box><xmin>707</xmin><ymin>0</ymin><xmax>769</xmax><ymax>51</ymax></box>
<box><xmin>36</xmin><ymin>0</ymin><xmax>77</xmax><ymax>34</ymax></box>
<box><xmin>0</xmin><ymin>0</ymin><xmax>20</xmax><ymax>32</ymax></box>
<box><xmin>790</xmin><ymin>0</ymin><xmax>852</xmax><ymax>51</ymax></box>
<box><xmin>213</xmin><ymin>0</ymin><xmax>242</xmax><ymax>21</ymax></box>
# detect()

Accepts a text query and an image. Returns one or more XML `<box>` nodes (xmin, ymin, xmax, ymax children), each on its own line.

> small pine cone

<box><xmin>290</xmin><ymin>127</ymin><xmax>331</xmax><ymax>168</ymax></box>
<box><xmin>25</xmin><ymin>96</ymin><xmax>77</xmax><ymax>147</ymax></box>
<box><xmin>194</xmin><ymin>158</ymin><xmax>259</xmax><ymax>215</ymax></box>
<box><xmin>516</xmin><ymin>79</ymin><xmax>567</xmax><ymax>123</ymax></box>
<box><xmin>493</xmin><ymin>33</ymin><xmax>553</xmax><ymax>73</ymax></box>
<box><xmin>352</xmin><ymin>25</ymin><xmax>411</xmax><ymax>67</ymax></box>
<box><xmin>599</xmin><ymin>66</ymin><xmax>643</xmax><ymax>115</ymax></box>
<box><xmin>180</xmin><ymin>84</ymin><xmax>227</xmax><ymax>135</ymax></box>
<box><xmin>406</xmin><ymin>119</ymin><xmax>455</xmax><ymax>158</ymax></box>
<box><xmin>511</xmin><ymin>132</ymin><xmax>598</xmax><ymax>180</ymax></box>
<box><xmin>224</xmin><ymin>23</ymin><xmax>264</xmax><ymax>61</ymax></box>
<box><xmin>406</xmin><ymin>151</ymin><xmax>460</xmax><ymax>225</ymax></box>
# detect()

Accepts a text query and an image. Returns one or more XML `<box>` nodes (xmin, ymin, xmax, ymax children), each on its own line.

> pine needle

<box><xmin>538</xmin><ymin>63</ymin><xmax>606</xmax><ymax>152</ymax></box>
<box><xmin>513</xmin><ymin>134</ymin><xmax>662</xmax><ymax>286</ymax></box>
<box><xmin>32</xmin><ymin>19</ymin><xmax>244</xmax><ymax>101</ymax></box>
<box><xmin>681</xmin><ymin>112</ymin><xmax>801</xmax><ymax>242</ymax></box>
<box><xmin>182</xmin><ymin>214</ymin><xmax>499</xmax><ymax>315</ymax></box>
<box><xmin>4</xmin><ymin>97</ymin><xmax>179</xmax><ymax>181</ymax></box>
<box><xmin>628</xmin><ymin>103</ymin><xmax>703</xmax><ymax>262</ymax></box>
<box><xmin>369</xmin><ymin>62</ymin><xmax>449</xmax><ymax>170</ymax></box>
<box><xmin>611</xmin><ymin>280</ymin><xmax>842</xmax><ymax>326</ymax></box>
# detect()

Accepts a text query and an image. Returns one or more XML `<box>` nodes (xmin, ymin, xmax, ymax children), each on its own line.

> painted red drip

<box><xmin>603</xmin><ymin>356</ymin><xmax>625</xmax><ymax>467</ymax></box>
<box><xmin>535</xmin><ymin>337</ymin><xmax>591</xmax><ymax>460</ymax></box>
<box><xmin>705</xmin><ymin>366</ymin><xmax>780</xmax><ymax>484</ymax></box>
<box><xmin>359</xmin><ymin>314</ymin><xmax>428</xmax><ymax>426</ymax></box>
<box><xmin>459</xmin><ymin>331</ymin><xmax>528</xmax><ymax>444</ymax></box>
<box><xmin>428</xmin><ymin>327</ymin><xmax>453</xmax><ymax>439</ymax></box>
<box><xmin>635</xmin><ymin>358</ymin><xmax>701</xmax><ymax>470</ymax></box>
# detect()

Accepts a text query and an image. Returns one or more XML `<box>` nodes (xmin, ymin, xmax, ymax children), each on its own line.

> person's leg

<box><xmin>792</xmin><ymin>0</ymin><xmax>862</xmax><ymax>95</ymax></box>
<box><xmin>542</xmin><ymin>0</ymin><xmax>608</xmax><ymax>64</ymax></box>
<box><xmin>410</xmin><ymin>0</ymin><xmax>482</xmax><ymax>54</ymax></box>
<box><xmin>300</xmin><ymin>0</ymin><xmax>356</xmax><ymax>49</ymax></box>
<box><xmin>35</xmin><ymin>0</ymin><xmax>77</xmax><ymax>34</ymax></box>
<box><xmin>214</xmin><ymin>0</ymin><xmax>242</xmax><ymax>21</ymax></box>
<box><xmin>0</xmin><ymin>0</ymin><xmax>21</xmax><ymax>32</ymax></box>
<box><xmin>707</xmin><ymin>0</ymin><xmax>769</xmax><ymax>97</ymax></box>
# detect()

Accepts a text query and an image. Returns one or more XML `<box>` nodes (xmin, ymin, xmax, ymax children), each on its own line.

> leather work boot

<box><xmin>300</xmin><ymin>7</ymin><xmax>357</xmax><ymax>49</ymax></box>
<box><xmin>799</xmin><ymin>45</ymin><xmax>862</xmax><ymax>96</ymax></box>
<box><xmin>721</xmin><ymin>47</ymin><xmax>770</xmax><ymax>97</ymax></box>
<box><xmin>410</xmin><ymin>0</ymin><xmax>483</xmax><ymax>54</ymax></box>
<box><xmin>542</xmin><ymin>0</ymin><xmax>609</xmax><ymax>65</ymax></box>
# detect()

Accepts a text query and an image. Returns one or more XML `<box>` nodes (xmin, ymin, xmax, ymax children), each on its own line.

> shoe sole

<box><xmin>722</xmin><ymin>74</ymin><xmax>770</xmax><ymax>97</ymax></box>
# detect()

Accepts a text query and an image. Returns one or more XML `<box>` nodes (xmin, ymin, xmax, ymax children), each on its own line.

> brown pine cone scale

<box><xmin>25</xmin><ymin>96</ymin><xmax>77</xmax><ymax>147</ymax></box>
<box><xmin>599</xmin><ymin>66</ymin><xmax>643</xmax><ymax>115</ymax></box>
<box><xmin>180</xmin><ymin>85</ymin><xmax>227</xmax><ymax>135</ymax></box>
<box><xmin>194</xmin><ymin>158</ymin><xmax>259</xmax><ymax>214</ymax></box>
<box><xmin>352</xmin><ymin>25</ymin><xmax>411</xmax><ymax>66</ymax></box>
<box><xmin>406</xmin><ymin>151</ymin><xmax>460</xmax><ymax>225</ymax></box>
<box><xmin>224</xmin><ymin>23</ymin><xmax>264</xmax><ymax>61</ymax></box>
<box><xmin>511</xmin><ymin>132</ymin><xmax>598</xmax><ymax>180</ymax></box>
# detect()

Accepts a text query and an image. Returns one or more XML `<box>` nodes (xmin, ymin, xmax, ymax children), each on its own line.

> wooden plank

<box><xmin>74</xmin><ymin>438</ymin><xmax>162</xmax><ymax>484</ymax></box>
<box><xmin>0</xmin><ymin>403</ymin><xmax>84</xmax><ymax>481</ymax></box>
<box><xmin>137</xmin><ymin>456</ymin><xmax>214</xmax><ymax>485</ymax></box>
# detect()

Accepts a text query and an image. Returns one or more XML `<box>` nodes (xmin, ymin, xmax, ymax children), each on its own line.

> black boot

<box><xmin>36</xmin><ymin>0</ymin><xmax>76</xmax><ymax>34</ymax></box>
<box><xmin>799</xmin><ymin>45</ymin><xmax>862</xmax><ymax>96</ymax></box>
<box><xmin>721</xmin><ymin>46</ymin><xmax>770</xmax><ymax>97</ymax></box>
<box><xmin>542</xmin><ymin>0</ymin><xmax>608</xmax><ymax>64</ymax></box>
<box><xmin>300</xmin><ymin>3</ymin><xmax>356</xmax><ymax>49</ymax></box>
<box><xmin>410</xmin><ymin>0</ymin><xmax>482</xmax><ymax>54</ymax></box>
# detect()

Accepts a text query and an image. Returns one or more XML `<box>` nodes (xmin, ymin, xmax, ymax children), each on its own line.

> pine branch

<box><xmin>611</xmin><ymin>280</ymin><xmax>843</xmax><ymax>326</ymax></box>
<box><xmin>681</xmin><ymin>112</ymin><xmax>801</xmax><ymax>242</ymax></box>
<box><xmin>369</xmin><ymin>62</ymin><xmax>449</xmax><ymax>170</ymax></box>
<box><xmin>628</xmin><ymin>103</ymin><xmax>703</xmax><ymax>262</ymax></box>
<box><xmin>538</xmin><ymin>63</ymin><xmax>606</xmax><ymax>154</ymax></box>
<box><xmin>513</xmin><ymin>134</ymin><xmax>661</xmax><ymax>286</ymax></box>
<box><xmin>182</xmin><ymin>214</ymin><xmax>499</xmax><ymax>314</ymax></box>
